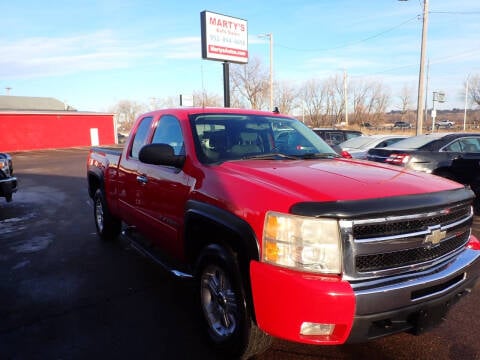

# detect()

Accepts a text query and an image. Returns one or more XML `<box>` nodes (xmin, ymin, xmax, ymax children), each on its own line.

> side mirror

<box><xmin>139</xmin><ymin>143</ymin><xmax>185</xmax><ymax>168</ymax></box>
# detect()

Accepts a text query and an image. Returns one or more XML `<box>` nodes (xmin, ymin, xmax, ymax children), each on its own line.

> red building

<box><xmin>0</xmin><ymin>96</ymin><xmax>116</xmax><ymax>152</ymax></box>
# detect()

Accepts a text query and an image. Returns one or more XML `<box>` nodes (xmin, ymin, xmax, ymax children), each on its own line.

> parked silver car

<box><xmin>435</xmin><ymin>120</ymin><xmax>455</xmax><ymax>129</ymax></box>
<box><xmin>339</xmin><ymin>134</ymin><xmax>408</xmax><ymax>159</ymax></box>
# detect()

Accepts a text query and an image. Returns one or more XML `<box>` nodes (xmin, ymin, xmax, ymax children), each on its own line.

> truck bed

<box><xmin>90</xmin><ymin>145</ymin><xmax>123</xmax><ymax>155</ymax></box>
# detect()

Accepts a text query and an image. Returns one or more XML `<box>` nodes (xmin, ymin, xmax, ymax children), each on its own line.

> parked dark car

<box><xmin>0</xmin><ymin>152</ymin><xmax>17</xmax><ymax>202</ymax></box>
<box><xmin>367</xmin><ymin>132</ymin><xmax>480</xmax><ymax>211</ymax></box>
<box><xmin>393</xmin><ymin>121</ymin><xmax>412</xmax><ymax>129</ymax></box>
<box><xmin>312</xmin><ymin>128</ymin><xmax>363</xmax><ymax>146</ymax></box>
<box><xmin>360</xmin><ymin>122</ymin><xmax>374</xmax><ymax>129</ymax></box>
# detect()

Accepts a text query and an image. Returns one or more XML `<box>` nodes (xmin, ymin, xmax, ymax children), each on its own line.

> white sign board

<box><xmin>201</xmin><ymin>11</ymin><xmax>248</xmax><ymax>64</ymax></box>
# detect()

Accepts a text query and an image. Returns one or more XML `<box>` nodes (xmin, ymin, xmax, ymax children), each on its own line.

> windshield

<box><xmin>191</xmin><ymin>113</ymin><xmax>337</xmax><ymax>163</ymax></box>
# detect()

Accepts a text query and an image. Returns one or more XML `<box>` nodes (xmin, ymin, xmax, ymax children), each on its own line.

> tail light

<box><xmin>340</xmin><ymin>150</ymin><xmax>352</xmax><ymax>159</ymax></box>
<box><xmin>386</xmin><ymin>153</ymin><xmax>410</xmax><ymax>166</ymax></box>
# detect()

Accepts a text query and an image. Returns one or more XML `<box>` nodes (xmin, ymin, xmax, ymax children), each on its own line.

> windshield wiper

<box><xmin>241</xmin><ymin>153</ymin><xmax>302</xmax><ymax>160</ymax></box>
<box><xmin>298</xmin><ymin>152</ymin><xmax>340</xmax><ymax>159</ymax></box>
<box><xmin>241</xmin><ymin>152</ymin><xmax>340</xmax><ymax>160</ymax></box>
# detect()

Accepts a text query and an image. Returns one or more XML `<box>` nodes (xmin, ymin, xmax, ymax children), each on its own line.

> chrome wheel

<box><xmin>196</xmin><ymin>244</ymin><xmax>273</xmax><ymax>358</ymax></box>
<box><xmin>200</xmin><ymin>264</ymin><xmax>238</xmax><ymax>339</ymax></box>
<box><xmin>92</xmin><ymin>189</ymin><xmax>121</xmax><ymax>241</ymax></box>
<box><xmin>94</xmin><ymin>196</ymin><xmax>104</xmax><ymax>233</ymax></box>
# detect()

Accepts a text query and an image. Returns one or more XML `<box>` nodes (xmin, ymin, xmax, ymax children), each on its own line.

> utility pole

<box><xmin>416</xmin><ymin>0</ymin><xmax>429</xmax><ymax>135</ymax></box>
<box><xmin>399</xmin><ymin>0</ymin><xmax>429</xmax><ymax>135</ymax></box>
<box><xmin>424</xmin><ymin>59</ymin><xmax>430</xmax><ymax>130</ymax></box>
<box><xmin>464</xmin><ymin>76</ymin><xmax>469</xmax><ymax>130</ymax></box>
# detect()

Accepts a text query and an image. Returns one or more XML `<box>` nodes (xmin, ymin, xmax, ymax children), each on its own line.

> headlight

<box><xmin>262</xmin><ymin>211</ymin><xmax>342</xmax><ymax>274</ymax></box>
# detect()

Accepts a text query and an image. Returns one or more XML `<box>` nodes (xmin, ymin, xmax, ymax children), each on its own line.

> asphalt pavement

<box><xmin>1</xmin><ymin>148</ymin><xmax>479</xmax><ymax>360</ymax></box>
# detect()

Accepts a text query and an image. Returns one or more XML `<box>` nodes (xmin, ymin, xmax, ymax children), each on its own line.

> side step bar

<box><xmin>122</xmin><ymin>227</ymin><xmax>194</xmax><ymax>280</ymax></box>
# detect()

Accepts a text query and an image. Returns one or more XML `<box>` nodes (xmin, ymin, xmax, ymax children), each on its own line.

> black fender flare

<box><xmin>184</xmin><ymin>200</ymin><xmax>260</xmax><ymax>261</ymax></box>
<box><xmin>87</xmin><ymin>167</ymin><xmax>105</xmax><ymax>198</ymax></box>
<box><xmin>184</xmin><ymin>199</ymin><xmax>261</xmax><ymax>322</ymax></box>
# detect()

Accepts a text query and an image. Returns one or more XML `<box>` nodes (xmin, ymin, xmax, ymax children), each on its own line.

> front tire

<box><xmin>93</xmin><ymin>189</ymin><xmax>121</xmax><ymax>241</ymax></box>
<box><xmin>196</xmin><ymin>244</ymin><xmax>272</xmax><ymax>359</ymax></box>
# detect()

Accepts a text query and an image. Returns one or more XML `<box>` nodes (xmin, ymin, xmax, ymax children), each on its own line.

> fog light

<box><xmin>300</xmin><ymin>322</ymin><xmax>335</xmax><ymax>336</ymax></box>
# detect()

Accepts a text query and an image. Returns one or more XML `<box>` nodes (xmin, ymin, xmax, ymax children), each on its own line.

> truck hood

<box><xmin>213</xmin><ymin>158</ymin><xmax>462</xmax><ymax>203</ymax></box>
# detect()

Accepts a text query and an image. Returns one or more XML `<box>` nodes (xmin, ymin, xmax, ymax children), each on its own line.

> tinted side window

<box><xmin>345</xmin><ymin>132</ymin><xmax>361</xmax><ymax>140</ymax></box>
<box><xmin>325</xmin><ymin>132</ymin><xmax>344</xmax><ymax>145</ymax></box>
<box><xmin>130</xmin><ymin>116</ymin><xmax>153</xmax><ymax>159</ymax></box>
<box><xmin>152</xmin><ymin>115</ymin><xmax>185</xmax><ymax>155</ymax></box>
<box><xmin>459</xmin><ymin>138</ymin><xmax>480</xmax><ymax>152</ymax></box>
<box><xmin>442</xmin><ymin>140</ymin><xmax>461</xmax><ymax>152</ymax></box>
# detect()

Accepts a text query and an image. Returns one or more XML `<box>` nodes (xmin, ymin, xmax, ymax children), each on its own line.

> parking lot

<box><xmin>1</xmin><ymin>148</ymin><xmax>480</xmax><ymax>360</ymax></box>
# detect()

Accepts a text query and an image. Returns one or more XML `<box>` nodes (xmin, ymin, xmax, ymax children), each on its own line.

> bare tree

<box><xmin>398</xmin><ymin>84</ymin><xmax>414</xmax><ymax>122</ymax></box>
<box><xmin>324</xmin><ymin>74</ymin><xmax>346</xmax><ymax>125</ymax></box>
<box><xmin>468</xmin><ymin>74</ymin><xmax>480</xmax><ymax>107</ymax></box>
<box><xmin>110</xmin><ymin>100</ymin><xmax>147</xmax><ymax>132</ymax></box>
<box><xmin>274</xmin><ymin>80</ymin><xmax>299</xmax><ymax>115</ymax></box>
<box><xmin>230</xmin><ymin>56</ymin><xmax>269</xmax><ymax>110</ymax></box>
<box><xmin>298</xmin><ymin>74</ymin><xmax>350</xmax><ymax>127</ymax></box>
<box><xmin>192</xmin><ymin>90</ymin><xmax>223</xmax><ymax>107</ymax></box>
<box><xmin>351</xmin><ymin>79</ymin><xmax>390</xmax><ymax>125</ymax></box>
<box><xmin>300</xmin><ymin>78</ymin><xmax>327</xmax><ymax>127</ymax></box>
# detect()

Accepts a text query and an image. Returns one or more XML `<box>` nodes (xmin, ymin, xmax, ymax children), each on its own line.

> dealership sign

<box><xmin>201</xmin><ymin>11</ymin><xmax>248</xmax><ymax>64</ymax></box>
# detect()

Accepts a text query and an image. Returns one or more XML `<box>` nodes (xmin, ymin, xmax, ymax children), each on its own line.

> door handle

<box><xmin>136</xmin><ymin>174</ymin><xmax>148</xmax><ymax>184</ymax></box>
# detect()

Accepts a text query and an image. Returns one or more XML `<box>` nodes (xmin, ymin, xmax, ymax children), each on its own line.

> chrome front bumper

<box><xmin>346</xmin><ymin>247</ymin><xmax>480</xmax><ymax>342</ymax></box>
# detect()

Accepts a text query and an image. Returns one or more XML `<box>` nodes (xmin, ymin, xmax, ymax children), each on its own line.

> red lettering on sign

<box><xmin>209</xmin><ymin>16</ymin><xmax>245</xmax><ymax>32</ymax></box>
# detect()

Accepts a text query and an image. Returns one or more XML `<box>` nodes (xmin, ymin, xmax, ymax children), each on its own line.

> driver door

<box><xmin>136</xmin><ymin>115</ymin><xmax>192</xmax><ymax>260</ymax></box>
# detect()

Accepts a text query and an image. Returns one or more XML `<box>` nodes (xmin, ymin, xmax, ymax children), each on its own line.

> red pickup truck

<box><xmin>87</xmin><ymin>107</ymin><xmax>480</xmax><ymax>359</ymax></box>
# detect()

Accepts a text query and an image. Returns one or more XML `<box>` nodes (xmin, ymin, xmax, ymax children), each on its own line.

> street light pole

<box><xmin>259</xmin><ymin>33</ymin><xmax>274</xmax><ymax>111</ymax></box>
<box><xmin>343</xmin><ymin>70</ymin><xmax>348</xmax><ymax>126</ymax></box>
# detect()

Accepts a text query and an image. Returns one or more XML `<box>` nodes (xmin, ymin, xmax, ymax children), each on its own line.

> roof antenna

<box><xmin>273</xmin><ymin>106</ymin><xmax>279</xmax><ymax>114</ymax></box>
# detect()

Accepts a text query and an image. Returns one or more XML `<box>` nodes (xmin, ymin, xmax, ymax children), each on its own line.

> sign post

<box><xmin>431</xmin><ymin>91</ymin><xmax>445</xmax><ymax>131</ymax></box>
<box><xmin>200</xmin><ymin>11</ymin><xmax>248</xmax><ymax>107</ymax></box>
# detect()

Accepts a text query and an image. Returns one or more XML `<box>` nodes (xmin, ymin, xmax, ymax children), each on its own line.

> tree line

<box><xmin>112</xmin><ymin>57</ymin><xmax>480</xmax><ymax>132</ymax></box>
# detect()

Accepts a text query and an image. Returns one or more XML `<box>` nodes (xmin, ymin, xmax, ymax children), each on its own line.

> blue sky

<box><xmin>1</xmin><ymin>0</ymin><xmax>479</xmax><ymax>112</ymax></box>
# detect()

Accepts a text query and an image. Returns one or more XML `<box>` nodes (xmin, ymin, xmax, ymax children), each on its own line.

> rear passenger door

<box><xmin>117</xmin><ymin>115</ymin><xmax>154</xmax><ymax>226</ymax></box>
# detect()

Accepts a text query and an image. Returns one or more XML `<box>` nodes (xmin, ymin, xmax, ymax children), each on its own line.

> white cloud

<box><xmin>0</xmin><ymin>31</ymin><xmax>203</xmax><ymax>79</ymax></box>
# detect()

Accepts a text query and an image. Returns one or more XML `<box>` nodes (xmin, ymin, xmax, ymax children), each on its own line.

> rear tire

<box><xmin>93</xmin><ymin>189</ymin><xmax>121</xmax><ymax>241</ymax></box>
<box><xmin>196</xmin><ymin>244</ymin><xmax>272</xmax><ymax>359</ymax></box>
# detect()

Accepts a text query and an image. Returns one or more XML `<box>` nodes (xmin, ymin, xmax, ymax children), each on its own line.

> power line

<box><xmin>366</xmin><ymin>47</ymin><xmax>480</xmax><ymax>77</ymax></box>
<box><xmin>275</xmin><ymin>16</ymin><xmax>419</xmax><ymax>53</ymax></box>
<box><xmin>430</xmin><ymin>11</ymin><xmax>480</xmax><ymax>15</ymax></box>
<box><xmin>274</xmin><ymin>9</ymin><xmax>479</xmax><ymax>55</ymax></box>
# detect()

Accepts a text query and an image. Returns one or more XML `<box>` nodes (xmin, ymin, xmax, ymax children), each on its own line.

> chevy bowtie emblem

<box><xmin>424</xmin><ymin>228</ymin><xmax>446</xmax><ymax>247</ymax></box>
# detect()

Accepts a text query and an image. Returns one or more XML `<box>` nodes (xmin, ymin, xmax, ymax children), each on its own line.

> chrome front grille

<box><xmin>352</xmin><ymin>205</ymin><xmax>471</xmax><ymax>240</ymax></box>
<box><xmin>355</xmin><ymin>230</ymin><xmax>470</xmax><ymax>272</ymax></box>
<box><xmin>341</xmin><ymin>202</ymin><xmax>473</xmax><ymax>280</ymax></box>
